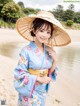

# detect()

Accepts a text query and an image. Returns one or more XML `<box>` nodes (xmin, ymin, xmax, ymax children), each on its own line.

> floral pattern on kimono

<box><xmin>14</xmin><ymin>41</ymin><xmax>58</xmax><ymax>106</ymax></box>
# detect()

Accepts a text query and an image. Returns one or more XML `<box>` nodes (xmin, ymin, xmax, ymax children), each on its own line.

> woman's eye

<box><xmin>47</xmin><ymin>32</ymin><xmax>51</xmax><ymax>34</ymax></box>
<box><xmin>40</xmin><ymin>30</ymin><xmax>43</xmax><ymax>32</ymax></box>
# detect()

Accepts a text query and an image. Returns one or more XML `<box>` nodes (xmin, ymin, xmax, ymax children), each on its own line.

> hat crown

<box><xmin>36</xmin><ymin>11</ymin><xmax>63</xmax><ymax>28</ymax></box>
<box><xmin>36</xmin><ymin>11</ymin><xmax>54</xmax><ymax>20</ymax></box>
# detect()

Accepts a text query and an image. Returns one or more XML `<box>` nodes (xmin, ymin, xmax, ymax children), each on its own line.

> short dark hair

<box><xmin>30</xmin><ymin>18</ymin><xmax>54</xmax><ymax>37</ymax></box>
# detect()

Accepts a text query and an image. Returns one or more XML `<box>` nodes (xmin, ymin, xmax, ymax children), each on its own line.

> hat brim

<box><xmin>16</xmin><ymin>15</ymin><xmax>71</xmax><ymax>46</ymax></box>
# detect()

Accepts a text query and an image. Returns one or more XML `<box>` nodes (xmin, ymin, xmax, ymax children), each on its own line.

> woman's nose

<box><xmin>42</xmin><ymin>32</ymin><xmax>47</xmax><ymax>37</ymax></box>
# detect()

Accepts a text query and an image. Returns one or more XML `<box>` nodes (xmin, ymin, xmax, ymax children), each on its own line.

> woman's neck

<box><xmin>35</xmin><ymin>39</ymin><xmax>43</xmax><ymax>48</ymax></box>
<box><xmin>35</xmin><ymin>39</ymin><xmax>44</xmax><ymax>52</ymax></box>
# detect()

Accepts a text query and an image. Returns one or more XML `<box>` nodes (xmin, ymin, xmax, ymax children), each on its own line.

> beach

<box><xmin>0</xmin><ymin>28</ymin><xmax>80</xmax><ymax>106</ymax></box>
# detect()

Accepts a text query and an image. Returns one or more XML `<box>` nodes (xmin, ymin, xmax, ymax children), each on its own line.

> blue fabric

<box><xmin>14</xmin><ymin>41</ymin><xmax>59</xmax><ymax>106</ymax></box>
<box><xmin>14</xmin><ymin>74</ymin><xmax>37</xmax><ymax>98</ymax></box>
<box><xmin>52</xmin><ymin>66</ymin><xmax>59</xmax><ymax>81</ymax></box>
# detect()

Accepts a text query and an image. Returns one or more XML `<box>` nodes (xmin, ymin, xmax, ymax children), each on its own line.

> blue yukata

<box><xmin>14</xmin><ymin>41</ymin><xmax>58</xmax><ymax>106</ymax></box>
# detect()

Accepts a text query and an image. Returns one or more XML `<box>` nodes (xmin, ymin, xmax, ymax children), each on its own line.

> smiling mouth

<box><xmin>40</xmin><ymin>37</ymin><xmax>46</xmax><ymax>40</ymax></box>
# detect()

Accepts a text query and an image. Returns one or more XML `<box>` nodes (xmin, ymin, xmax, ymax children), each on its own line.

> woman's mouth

<box><xmin>40</xmin><ymin>37</ymin><xmax>46</xmax><ymax>40</ymax></box>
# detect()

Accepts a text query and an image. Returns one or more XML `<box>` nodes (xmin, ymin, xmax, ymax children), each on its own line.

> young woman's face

<box><xmin>34</xmin><ymin>24</ymin><xmax>52</xmax><ymax>44</ymax></box>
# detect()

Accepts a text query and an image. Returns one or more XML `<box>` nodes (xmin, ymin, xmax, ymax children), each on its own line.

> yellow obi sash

<box><xmin>28</xmin><ymin>68</ymin><xmax>48</xmax><ymax>77</ymax></box>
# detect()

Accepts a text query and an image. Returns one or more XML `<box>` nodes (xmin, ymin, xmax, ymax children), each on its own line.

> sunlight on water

<box><xmin>56</xmin><ymin>44</ymin><xmax>80</xmax><ymax>84</ymax></box>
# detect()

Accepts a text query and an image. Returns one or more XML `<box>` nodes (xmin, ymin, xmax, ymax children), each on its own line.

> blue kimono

<box><xmin>14</xmin><ymin>41</ymin><xmax>58</xmax><ymax>106</ymax></box>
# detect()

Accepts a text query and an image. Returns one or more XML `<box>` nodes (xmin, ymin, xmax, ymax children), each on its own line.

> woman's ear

<box><xmin>32</xmin><ymin>29</ymin><xmax>36</xmax><ymax>34</ymax></box>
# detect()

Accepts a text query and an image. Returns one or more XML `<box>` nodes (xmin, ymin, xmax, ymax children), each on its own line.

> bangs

<box><xmin>32</xmin><ymin>18</ymin><xmax>54</xmax><ymax>35</ymax></box>
<box><xmin>39</xmin><ymin>22</ymin><xmax>51</xmax><ymax>31</ymax></box>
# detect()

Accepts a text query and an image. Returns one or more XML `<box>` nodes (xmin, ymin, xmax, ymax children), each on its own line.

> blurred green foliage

<box><xmin>0</xmin><ymin>1</ymin><xmax>80</xmax><ymax>29</ymax></box>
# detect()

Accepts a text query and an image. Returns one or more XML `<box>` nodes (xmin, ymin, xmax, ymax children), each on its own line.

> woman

<box><xmin>14</xmin><ymin>11</ymin><xmax>71</xmax><ymax>106</ymax></box>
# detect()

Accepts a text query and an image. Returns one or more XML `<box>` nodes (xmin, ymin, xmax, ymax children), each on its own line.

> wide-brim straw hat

<box><xmin>16</xmin><ymin>11</ymin><xmax>71</xmax><ymax>46</ymax></box>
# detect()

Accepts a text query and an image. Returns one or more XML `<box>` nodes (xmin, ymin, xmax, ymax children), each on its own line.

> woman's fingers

<box><xmin>47</xmin><ymin>49</ymin><xmax>56</xmax><ymax>54</ymax></box>
<box><xmin>43</xmin><ymin>77</ymin><xmax>51</xmax><ymax>84</ymax></box>
<box><xmin>37</xmin><ymin>76</ymin><xmax>52</xmax><ymax>84</ymax></box>
<box><xmin>44</xmin><ymin>79</ymin><xmax>51</xmax><ymax>84</ymax></box>
<box><xmin>48</xmin><ymin>51</ymin><xmax>56</xmax><ymax>56</ymax></box>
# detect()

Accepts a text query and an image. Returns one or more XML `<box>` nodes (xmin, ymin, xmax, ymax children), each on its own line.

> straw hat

<box><xmin>16</xmin><ymin>11</ymin><xmax>71</xmax><ymax>46</ymax></box>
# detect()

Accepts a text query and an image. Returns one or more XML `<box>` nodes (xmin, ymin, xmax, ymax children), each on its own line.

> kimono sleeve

<box><xmin>14</xmin><ymin>47</ymin><xmax>37</xmax><ymax>98</ymax></box>
<box><xmin>14</xmin><ymin>47</ymin><xmax>29</xmax><ymax>80</ymax></box>
<box><xmin>46</xmin><ymin>66</ymin><xmax>59</xmax><ymax>92</ymax></box>
<box><xmin>51</xmin><ymin>66</ymin><xmax>59</xmax><ymax>81</ymax></box>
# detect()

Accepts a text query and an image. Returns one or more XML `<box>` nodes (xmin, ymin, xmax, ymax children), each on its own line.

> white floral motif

<box><xmin>43</xmin><ymin>91</ymin><xmax>46</xmax><ymax>97</ymax></box>
<box><xmin>19</xmin><ymin>56</ymin><xmax>28</xmax><ymax>65</ymax></box>
<box><xmin>37</xmin><ymin>101</ymin><xmax>41</xmax><ymax>106</ymax></box>
<box><xmin>29</xmin><ymin>99</ymin><xmax>33</xmax><ymax>106</ymax></box>
<box><xmin>33</xmin><ymin>95</ymin><xmax>38</xmax><ymax>103</ymax></box>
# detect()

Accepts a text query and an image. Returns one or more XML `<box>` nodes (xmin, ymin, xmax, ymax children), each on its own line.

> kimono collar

<box><xmin>30</xmin><ymin>41</ymin><xmax>45</xmax><ymax>51</ymax></box>
<box><xmin>29</xmin><ymin>41</ymin><xmax>46</xmax><ymax>57</ymax></box>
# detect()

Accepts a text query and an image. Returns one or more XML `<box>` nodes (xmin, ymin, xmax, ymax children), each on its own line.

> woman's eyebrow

<box><xmin>40</xmin><ymin>27</ymin><xmax>51</xmax><ymax>31</ymax></box>
<box><xmin>47</xmin><ymin>29</ymin><xmax>51</xmax><ymax>31</ymax></box>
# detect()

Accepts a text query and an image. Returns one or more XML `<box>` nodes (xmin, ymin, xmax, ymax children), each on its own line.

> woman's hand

<box><xmin>36</xmin><ymin>76</ymin><xmax>52</xmax><ymax>84</ymax></box>
<box><xmin>46</xmin><ymin>47</ymin><xmax>57</xmax><ymax>61</ymax></box>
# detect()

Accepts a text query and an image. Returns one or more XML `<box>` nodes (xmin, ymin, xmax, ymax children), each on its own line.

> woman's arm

<box><xmin>49</xmin><ymin>60</ymin><xmax>57</xmax><ymax>74</ymax></box>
